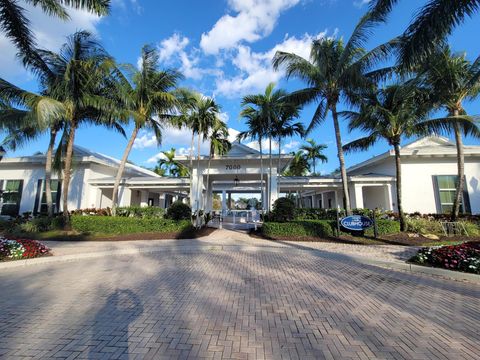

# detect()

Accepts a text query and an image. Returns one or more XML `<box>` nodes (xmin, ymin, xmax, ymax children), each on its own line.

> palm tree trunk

<box><xmin>62</xmin><ymin>122</ymin><xmax>77</xmax><ymax>228</ymax></box>
<box><xmin>190</xmin><ymin>130</ymin><xmax>194</xmax><ymax>173</ymax></box>
<box><xmin>393</xmin><ymin>142</ymin><xmax>406</xmax><ymax>231</ymax></box>
<box><xmin>111</xmin><ymin>125</ymin><xmax>139</xmax><ymax>216</ymax></box>
<box><xmin>277</xmin><ymin>137</ymin><xmax>282</xmax><ymax>176</ymax></box>
<box><xmin>196</xmin><ymin>129</ymin><xmax>202</xmax><ymax>226</ymax></box>
<box><xmin>259</xmin><ymin>138</ymin><xmax>264</xmax><ymax>211</ymax></box>
<box><xmin>45</xmin><ymin>127</ymin><xmax>57</xmax><ymax>217</ymax></box>
<box><xmin>268</xmin><ymin>132</ymin><xmax>273</xmax><ymax>212</ymax></box>
<box><xmin>313</xmin><ymin>158</ymin><xmax>316</xmax><ymax>175</ymax></box>
<box><xmin>452</xmin><ymin>119</ymin><xmax>465</xmax><ymax>220</ymax></box>
<box><xmin>331</xmin><ymin>106</ymin><xmax>351</xmax><ymax>213</ymax></box>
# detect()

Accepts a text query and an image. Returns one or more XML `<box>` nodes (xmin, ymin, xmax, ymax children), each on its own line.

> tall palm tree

<box><xmin>273</xmin><ymin>29</ymin><xmax>395</xmax><ymax>213</ymax></box>
<box><xmin>241</xmin><ymin>83</ymin><xmax>289</xmax><ymax>211</ymax></box>
<box><xmin>1</xmin><ymin>0</ymin><xmax>109</xmax><ymax>67</ymax></box>
<box><xmin>0</xmin><ymin>78</ymin><xmax>66</xmax><ymax>217</ymax></box>
<box><xmin>156</xmin><ymin>148</ymin><xmax>189</xmax><ymax>177</ymax></box>
<box><xmin>272</xmin><ymin>102</ymin><xmax>304</xmax><ymax>173</ymax></box>
<box><xmin>204</xmin><ymin>118</ymin><xmax>231</xmax><ymax>210</ymax></box>
<box><xmin>342</xmin><ymin>83</ymin><xmax>479</xmax><ymax>231</ymax></box>
<box><xmin>300</xmin><ymin>139</ymin><xmax>328</xmax><ymax>175</ymax></box>
<box><xmin>368</xmin><ymin>0</ymin><xmax>480</xmax><ymax>69</ymax></box>
<box><xmin>237</xmin><ymin>107</ymin><xmax>267</xmax><ymax>210</ymax></box>
<box><xmin>110</xmin><ymin>45</ymin><xmax>181</xmax><ymax>216</ymax></box>
<box><xmin>419</xmin><ymin>45</ymin><xmax>480</xmax><ymax>219</ymax></box>
<box><xmin>37</xmin><ymin>30</ymin><xmax>123</xmax><ymax>225</ymax></box>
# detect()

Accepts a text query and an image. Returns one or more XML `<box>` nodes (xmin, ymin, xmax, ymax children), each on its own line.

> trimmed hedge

<box><xmin>364</xmin><ymin>219</ymin><xmax>400</xmax><ymax>236</ymax></box>
<box><xmin>71</xmin><ymin>215</ymin><xmax>193</xmax><ymax>235</ymax></box>
<box><xmin>262</xmin><ymin>220</ymin><xmax>334</xmax><ymax>238</ymax></box>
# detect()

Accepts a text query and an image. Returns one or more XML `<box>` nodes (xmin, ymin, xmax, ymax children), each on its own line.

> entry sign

<box><xmin>340</xmin><ymin>215</ymin><xmax>374</xmax><ymax>231</ymax></box>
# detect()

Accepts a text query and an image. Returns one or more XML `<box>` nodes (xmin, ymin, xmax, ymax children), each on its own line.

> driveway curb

<box><xmin>1</xmin><ymin>244</ymin><xmax>478</xmax><ymax>283</ymax></box>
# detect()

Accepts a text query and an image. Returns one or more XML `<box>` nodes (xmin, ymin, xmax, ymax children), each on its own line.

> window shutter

<box><xmin>56</xmin><ymin>181</ymin><xmax>62</xmax><ymax>214</ymax></box>
<box><xmin>462</xmin><ymin>176</ymin><xmax>471</xmax><ymax>214</ymax></box>
<box><xmin>16</xmin><ymin>180</ymin><xmax>24</xmax><ymax>216</ymax></box>
<box><xmin>33</xmin><ymin>179</ymin><xmax>43</xmax><ymax>215</ymax></box>
<box><xmin>432</xmin><ymin>176</ymin><xmax>441</xmax><ymax>213</ymax></box>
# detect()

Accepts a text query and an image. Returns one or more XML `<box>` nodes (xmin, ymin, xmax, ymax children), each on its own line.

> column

<box><xmin>321</xmin><ymin>193</ymin><xmax>325</xmax><ymax>209</ymax></box>
<box><xmin>221</xmin><ymin>190</ymin><xmax>227</xmax><ymax>212</ymax></box>
<box><xmin>119</xmin><ymin>187</ymin><xmax>132</xmax><ymax>207</ymax></box>
<box><xmin>353</xmin><ymin>184</ymin><xmax>364</xmax><ymax>209</ymax></box>
<box><xmin>269</xmin><ymin>168</ymin><xmax>278</xmax><ymax>210</ymax></box>
<box><xmin>205</xmin><ymin>178</ymin><xmax>213</xmax><ymax>212</ymax></box>
<box><xmin>334</xmin><ymin>190</ymin><xmax>339</xmax><ymax>209</ymax></box>
<box><xmin>384</xmin><ymin>184</ymin><xmax>393</xmax><ymax>211</ymax></box>
<box><xmin>227</xmin><ymin>192</ymin><xmax>232</xmax><ymax>210</ymax></box>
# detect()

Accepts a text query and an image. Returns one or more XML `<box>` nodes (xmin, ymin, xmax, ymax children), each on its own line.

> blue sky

<box><xmin>1</xmin><ymin>0</ymin><xmax>480</xmax><ymax>173</ymax></box>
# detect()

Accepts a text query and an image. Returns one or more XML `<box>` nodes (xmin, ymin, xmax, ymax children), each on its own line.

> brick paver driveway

<box><xmin>0</xmin><ymin>244</ymin><xmax>479</xmax><ymax>359</ymax></box>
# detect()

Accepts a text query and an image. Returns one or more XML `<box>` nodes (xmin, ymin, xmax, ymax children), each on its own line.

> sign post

<box><xmin>372</xmin><ymin>209</ymin><xmax>378</xmax><ymax>239</ymax></box>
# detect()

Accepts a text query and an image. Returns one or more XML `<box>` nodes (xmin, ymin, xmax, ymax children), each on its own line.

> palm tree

<box><xmin>419</xmin><ymin>45</ymin><xmax>480</xmax><ymax>219</ymax></box>
<box><xmin>367</xmin><ymin>1</ymin><xmax>480</xmax><ymax>69</ymax></box>
<box><xmin>300</xmin><ymin>139</ymin><xmax>328</xmax><ymax>176</ymax></box>
<box><xmin>241</xmin><ymin>83</ymin><xmax>289</xmax><ymax>211</ymax></box>
<box><xmin>156</xmin><ymin>148</ymin><xmax>189</xmax><ymax>177</ymax></box>
<box><xmin>272</xmin><ymin>102</ymin><xmax>304</xmax><ymax>174</ymax></box>
<box><xmin>283</xmin><ymin>150</ymin><xmax>309</xmax><ymax>176</ymax></box>
<box><xmin>204</xmin><ymin>118</ymin><xmax>231</xmax><ymax>210</ymax></box>
<box><xmin>273</xmin><ymin>29</ymin><xmax>395</xmax><ymax>213</ymax></box>
<box><xmin>36</xmin><ymin>30</ymin><xmax>124</xmax><ymax>225</ymax></box>
<box><xmin>110</xmin><ymin>45</ymin><xmax>181</xmax><ymax>216</ymax></box>
<box><xmin>0</xmin><ymin>78</ymin><xmax>66</xmax><ymax>217</ymax></box>
<box><xmin>342</xmin><ymin>83</ymin><xmax>479</xmax><ymax>231</ymax></box>
<box><xmin>1</xmin><ymin>0</ymin><xmax>110</xmax><ymax>69</ymax></box>
<box><xmin>237</xmin><ymin>107</ymin><xmax>267</xmax><ymax>211</ymax></box>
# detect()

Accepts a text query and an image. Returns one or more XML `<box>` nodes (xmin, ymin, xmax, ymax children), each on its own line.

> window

<box><xmin>435</xmin><ymin>175</ymin><xmax>471</xmax><ymax>214</ymax></box>
<box><xmin>1</xmin><ymin>180</ymin><xmax>23</xmax><ymax>216</ymax></box>
<box><xmin>34</xmin><ymin>180</ymin><xmax>61</xmax><ymax>214</ymax></box>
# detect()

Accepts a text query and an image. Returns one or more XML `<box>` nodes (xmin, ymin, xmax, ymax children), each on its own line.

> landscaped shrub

<box><xmin>294</xmin><ymin>208</ymin><xmax>341</xmax><ymax>220</ymax></box>
<box><xmin>0</xmin><ymin>237</ymin><xmax>50</xmax><ymax>261</ymax></box>
<box><xmin>70</xmin><ymin>208</ymin><xmax>111</xmax><ymax>216</ymax></box>
<box><xmin>410</xmin><ymin>242</ymin><xmax>480</xmax><ymax>274</ymax></box>
<box><xmin>271</xmin><ymin>197</ymin><xmax>295</xmax><ymax>222</ymax></box>
<box><xmin>406</xmin><ymin>218</ymin><xmax>443</xmax><ymax>235</ymax></box>
<box><xmin>262</xmin><ymin>220</ymin><xmax>334</xmax><ymax>239</ymax></box>
<box><xmin>115</xmin><ymin>206</ymin><xmax>165</xmax><ymax>218</ymax></box>
<box><xmin>365</xmin><ymin>219</ymin><xmax>400</xmax><ymax>236</ymax></box>
<box><xmin>166</xmin><ymin>201</ymin><xmax>191</xmax><ymax>221</ymax></box>
<box><xmin>71</xmin><ymin>215</ymin><xmax>193</xmax><ymax>235</ymax></box>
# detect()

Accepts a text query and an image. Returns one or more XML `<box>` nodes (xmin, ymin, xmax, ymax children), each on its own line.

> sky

<box><xmin>1</xmin><ymin>0</ymin><xmax>480</xmax><ymax>174</ymax></box>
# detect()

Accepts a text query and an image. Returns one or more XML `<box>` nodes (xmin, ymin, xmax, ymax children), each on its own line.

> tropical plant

<box><xmin>237</xmin><ymin>107</ymin><xmax>267</xmax><ymax>210</ymax></box>
<box><xmin>367</xmin><ymin>0</ymin><xmax>480</xmax><ymax>69</ymax></box>
<box><xmin>342</xmin><ymin>82</ymin><xmax>479</xmax><ymax>231</ymax></box>
<box><xmin>241</xmin><ymin>83</ymin><xmax>290</xmax><ymax>211</ymax></box>
<box><xmin>300</xmin><ymin>138</ymin><xmax>328</xmax><ymax>175</ymax></box>
<box><xmin>273</xmin><ymin>25</ymin><xmax>395</xmax><ymax>213</ymax></box>
<box><xmin>110</xmin><ymin>45</ymin><xmax>181</xmax><ymax>216</ymax></box>
<box><xmin>283</xmin><ymin>150</ymin><xmax>309</xmax><ymax>176</ymax></box>
<box><xmin>156</xmin><ymin>148</ymin><xmax>189</xmax><ymax>177</ymax></box>
<box><xmin>418</xmin><ymin>45</ymin><xmax>480</xmax><ymax>220</ymax></box>
<box><xmin>37</xmin><ymin>31</ymin><xmax>126</xmax><ymax>226</ymax></box>
<box><xmin>0</xmin><ymin>0</ymin><xmax>110</xmax><ymax>70</ymax></box>
<box><xmin>272</xmin><ymin>102</ymin><xmax>304</xmax><ymax>174</ymax></box>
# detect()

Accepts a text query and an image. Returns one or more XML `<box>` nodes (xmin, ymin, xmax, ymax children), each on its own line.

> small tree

<box><xmin>271</xmin><ymin>197</ymin><xmax>295</xmax><ymax>222</ymax></box>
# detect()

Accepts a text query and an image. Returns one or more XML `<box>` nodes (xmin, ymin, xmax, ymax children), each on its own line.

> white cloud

<box><xmin>353</xmin><ymin>0</ymin><xmax>372</xmax><ymax>8</ymax></box>
<box><xmin>214</xmin><ymin>31</ymin><xmax>327</xmax><ymax>97</ymax></box>
<box><xmin>0</xmin><ymin>4</ymin><xmax>101</xmax><ymax>83</ymax></box>
<box><xmin>158</xmin><ymin>33</ymin><xmax>190</xmax><ymax>63</ymax></box>
<box><xmin>133</xmin><ymin>131</ymin><xmax>158</xmax><ymax>149</ymax></box>
<box><xmin>200</xmin><ymin>0</ymin><xmax>302</xmax><ymax>54</ymax></box>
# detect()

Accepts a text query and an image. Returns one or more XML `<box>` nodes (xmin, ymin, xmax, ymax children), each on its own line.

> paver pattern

<box><xmin>43</xmin><ymin>229</ymin><xmax>418</xmax><ymax>262</ymax></box>
<box><xmin>0</xmin><ymin>241</ymin><xmax>479</xmax><ymax>359</ymax></box>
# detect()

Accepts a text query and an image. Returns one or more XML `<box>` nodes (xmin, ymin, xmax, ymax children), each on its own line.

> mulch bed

<box><xmin>251</xmin><ymin>229</ymin><xmax>480</xmax><ymax>246</ymax></box>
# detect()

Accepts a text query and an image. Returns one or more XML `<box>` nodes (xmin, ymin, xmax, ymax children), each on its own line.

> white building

<box><xmin>0</xmin><ymin>135</ymin><xmax>478</xmax><ymax>217</ymax></box>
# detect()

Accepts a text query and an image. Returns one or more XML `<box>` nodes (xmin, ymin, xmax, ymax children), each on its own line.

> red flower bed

<box><xmin>15</xmin><ymin>239</ymin><xmax>50</xmax><ymax>258</ymax></box>
<box><xmin>411</xmin><ymin>242</ymin><xmax>480</xmax><ymax>274</ymax></box>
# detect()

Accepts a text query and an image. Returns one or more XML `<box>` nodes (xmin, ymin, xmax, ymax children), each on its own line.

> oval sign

<box><xmin>340</xmin><ymin>215</ymin><xmax>373</xmax><ymax>231</ymax></box>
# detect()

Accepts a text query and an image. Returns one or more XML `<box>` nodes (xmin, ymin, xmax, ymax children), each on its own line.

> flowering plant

<box><xmin>0</xmin><ymin>237</ymin><xmax>50</xmax><ymax>261</ymax></box>
<box><xmin>411</xmin><ymin>242</ymin><xmax>480</xmax><ymax>274</ymax></box>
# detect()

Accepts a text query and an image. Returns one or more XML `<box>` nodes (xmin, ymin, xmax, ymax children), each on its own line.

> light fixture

<box><xmin>234</xmin><ymin>176</ymin><xmax>240</xmax><ymax>187</ymax></box>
